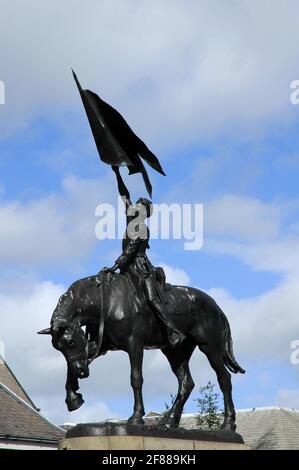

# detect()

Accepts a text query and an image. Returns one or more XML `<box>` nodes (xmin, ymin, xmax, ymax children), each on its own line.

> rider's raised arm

<box><xmin>112</xmin><ymin>166</ymin><xmax>132</xmax><ymax>211</ymax></box>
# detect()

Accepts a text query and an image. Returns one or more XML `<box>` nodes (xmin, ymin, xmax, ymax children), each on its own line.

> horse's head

<box><xmin>38</xmin><ymin>291</ymin><xmax>90</xmax><ymax>379</ymax></box>
<box><xmin>54</xmin><ymin>319</ymin><xmax>90</xmax><ymax>379</ymax></box>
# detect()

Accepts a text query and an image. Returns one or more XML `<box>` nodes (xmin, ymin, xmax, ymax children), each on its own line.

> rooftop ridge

<box><xmin>180</xmin><ymin>407</ymin><xmax>299</xmax><ymax>417</ymax></box>
<box><xmin>234</xmin><ymin>406</ymin><xmax>299</xmax><ymax>413</ymax></box>
<box><xmin>143</xmin><ymin>406</ymin><xmax>299</xmax><ymax>419</ymax></box>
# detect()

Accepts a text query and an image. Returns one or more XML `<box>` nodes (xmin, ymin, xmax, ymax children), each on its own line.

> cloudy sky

<box><xmin>1</xmin><ymin>0</ymin><xmax>299</xmax><ymax>425</ymax></box>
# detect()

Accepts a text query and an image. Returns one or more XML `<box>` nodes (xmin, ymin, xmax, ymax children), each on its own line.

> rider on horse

<box><xmin>106</xmin><ymin>195</ymin><xmax>185</xmax><ymax>347</ymax></box>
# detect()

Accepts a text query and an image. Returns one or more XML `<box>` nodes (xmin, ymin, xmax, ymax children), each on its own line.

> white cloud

<box><xmin>200</xmin><ymin>193</ymin><xmax>299</xmax><ymax>276</ymax></box>
<box><xmin>207</xmin><ymin>274</ymin><xmax>299</xmax><ymax>362</ymax></box>
<box><xmin>205</xmin><ymin>194</ymin><xmax>281</xmax><ymax>241</ymax></box>
<box><xmin>1</xmin><ymin>1</ymin><xmax>299</xmax><ymax>143</ymax></box>
<box><xmin>0</xmin><ymin>279</ymin><xmax>65</xmax><ymax>397</ymax></box>
<box><xmin>205</xmin><ymin>237</ymin><xmax>299</xmax><ymax>275</ymax></box>
<box><xmin>277</xmin><ymin>389</ymin><xmax>299</xmax><ymax>409</ymax></box>
<box><xmin>159</xmin><ymin>263</ymin><xmax>190</xmax><ymax>285</ymax></box>
<box><xmin>0</xmin><ymin>173</ymin><xmax>116</xmax><ymax>267</ymax></box>
<box><xmin>37</xmin><ymin>394</ymin><xmax>121</xmax><ymax>425</ymax></box>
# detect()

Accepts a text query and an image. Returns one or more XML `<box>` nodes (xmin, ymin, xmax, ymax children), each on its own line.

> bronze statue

<box><xmin>39</xmin><ymin>268</ymin><xmax>244</xmax><ymax>430</ymax></box>
<box><xmin>38</xmin><ymin>72</ymin><xmax>245</xmax><ymax>432</ymax></box>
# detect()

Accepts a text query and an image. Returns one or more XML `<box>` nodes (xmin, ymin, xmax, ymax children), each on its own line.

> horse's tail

<box><xmin>223</xmin><ymin>320</ymin><xmax>245</xmax><ymax>374</ymax></box>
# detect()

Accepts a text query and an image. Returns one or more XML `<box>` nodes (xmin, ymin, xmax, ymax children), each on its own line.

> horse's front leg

<box><xmin>127</xmin><ymin>342</ymin><xmax>145</xmax><ymax>425</ymax></box>
<box><xmin>65</xmin><ymin>366</ymin><xmax>84</xmax><ymax>412</ymax></box>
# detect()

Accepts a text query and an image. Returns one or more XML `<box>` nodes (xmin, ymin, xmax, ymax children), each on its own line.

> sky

<box><xmin>1</xmin><ymin>0</ymin><xmax>299</xmax><ymax>425</ymax></box>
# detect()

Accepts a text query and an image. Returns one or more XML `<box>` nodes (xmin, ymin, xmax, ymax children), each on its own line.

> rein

<box><xmin>88</xmin><ymin>275</ymin><xmax>106</xmax><ymax>365</ymax></box>
<box><xmin>65</xmin><ymin>351</ymin><xmax>86</xmax><ymax>363</ymax></box>
<box><xmin>64</xmin><ymin>271</ymin><xmax>110</xmax><ymax>365</ymax></box>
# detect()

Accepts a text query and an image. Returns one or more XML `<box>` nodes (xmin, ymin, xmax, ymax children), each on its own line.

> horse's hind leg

<box><xmin>127</xmin><ymin>342</ymin><xmax>145</xmax><ymax>425</ymax></box>
<box><xmin>202</xmin><ymin>347</ymin><xmax>236</xmax><ymax>432</ymax></box>
<box><xmin>161</xmin><ymin>342</ymin><xmax>195</xmax><ymax>428</ymax></box>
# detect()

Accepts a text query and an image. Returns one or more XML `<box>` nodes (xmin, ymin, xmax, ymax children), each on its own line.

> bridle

<box><xmin>65</xmin><ymin>350</ymin><xmax>87</xmax><ymax>364</ymax></box>
<box><xmin>60</xmin><ymin>272</ymin><xmax>108</xmax><ymax>366</ymax></box>
<box><xmin>87</xmin><ymin>280</ymin><xmax>106</xmax><ymax>365</ymax></box>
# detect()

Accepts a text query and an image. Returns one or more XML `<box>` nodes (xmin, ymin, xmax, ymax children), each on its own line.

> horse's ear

<box><xmin>38</xmin><ymin>328</ymin><xmax>51</xmax><ymax>335</ymax></box>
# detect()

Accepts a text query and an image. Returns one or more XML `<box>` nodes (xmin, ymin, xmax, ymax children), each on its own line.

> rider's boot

<box><xmin>150</xmin><ymin>299</ymin><xmax>186</xmax><ymax>347</ymax></box>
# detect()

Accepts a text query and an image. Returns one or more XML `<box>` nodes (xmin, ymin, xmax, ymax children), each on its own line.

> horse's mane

<box><xmin>50</xmin><ymin>271</ymin><xmax>109</xmax><ymax>328</ymax></box>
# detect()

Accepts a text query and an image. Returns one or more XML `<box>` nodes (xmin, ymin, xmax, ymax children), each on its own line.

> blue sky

<box><xmin>1</xmin><ymin>0</ymin><xmax>299</xmax><ymax>424</ymax></box>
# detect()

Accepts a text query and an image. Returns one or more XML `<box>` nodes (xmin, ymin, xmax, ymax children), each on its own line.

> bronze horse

<box><xmin>39</xmin><ymin>270</ymin><xmax>245</xmax><ymax>431</ymax></box>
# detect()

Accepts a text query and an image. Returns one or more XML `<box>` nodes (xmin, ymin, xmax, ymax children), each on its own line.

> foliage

<box><xmin>195</xmin><ymin>381</ymin><xmax>223</xmax><ymax>431</ymax></box>
<box><xmin>158</xmin><ymin>394</ymin><xmax>176</xmax><ymax>425</ymax></box>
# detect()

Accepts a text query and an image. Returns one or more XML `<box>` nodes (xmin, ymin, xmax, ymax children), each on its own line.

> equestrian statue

<box><xmin>38</xmin><ymin>72</ymin><xmax>245</xmax><ymax>432</ymax></box>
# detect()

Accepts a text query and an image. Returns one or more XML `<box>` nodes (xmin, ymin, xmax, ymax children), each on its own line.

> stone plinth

<box><xmin>59</xmin><ymin>423</ymin><xmax>250</xmax><ymax>450</ymax></box>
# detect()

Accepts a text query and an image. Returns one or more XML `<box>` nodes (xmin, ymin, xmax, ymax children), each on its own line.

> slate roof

<box><xmin>179</xmin><ymin>407</ymin><xmax>299</xmax><ymax>450</ymax></box>
<box><xmin>0</xmin><ymin>384</ymin><xmax>64</xmax><ymax>442</ymax></box>
<box><xmin>0</xmin><ymin>354</ymin><xmax>35</xmax><ymax>408</ymax></box>
<box><xmin>144</xmin><ymin>407</ymin><xmax>299</xmax><ymax>450</ymax></box>
<box><xmin>0</xmin><ymin>354</ymin><xmax>64</xmax><ymax>443</ymax></box>
<box><xmin>235</xmin><ymin>407</ymin><xmax>299</xmax><ymax>450</ymax></box>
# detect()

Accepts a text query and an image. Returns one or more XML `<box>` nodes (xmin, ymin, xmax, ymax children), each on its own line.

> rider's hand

<box><xmin>103</xmin><ymin>263</ymin><xmax>118</xmax><ymax>273</ymax></box>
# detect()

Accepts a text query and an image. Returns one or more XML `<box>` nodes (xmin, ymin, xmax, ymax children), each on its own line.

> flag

<box><xmin>72</xmin><ymin>70</ymin><xmax>165</xmax><ymax>198</ymax></box>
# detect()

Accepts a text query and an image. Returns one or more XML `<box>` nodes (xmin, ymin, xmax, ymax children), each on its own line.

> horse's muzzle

<box><xmin>78</xmin><ymin>367</ymin><xmax>89</xmax><ymax>378</ymax></box>
<box><xmin>72</xmin><ymin>360</ymin><xmax>89</xmax><ymax>379</ymax></box>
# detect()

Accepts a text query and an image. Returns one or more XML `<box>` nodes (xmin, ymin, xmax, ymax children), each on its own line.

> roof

<box><xmin>0</xmin><ymin>354</ymin><xmax>35</xmax><ymax>408</ymax></box>
<box><xmin>235</xmin><ymin>407</ymin><xmax>299</xmax><ymax>450</ymax></box>
<box><xmin>0</xmin><ymin>383</ymin><xmax>64</xmax><ymax>443</ymax></box>
<box><xmin>0</xmin><ymin>353</ymin><xmax>64</xmax><ymax>444</ymax></box>
<box><xmin>144</xmin><ymin>407</ymin><xmax>299</xmax><ymax>450</ymax></box>
<box><xmin>183</xmin><ymin>407</ymin><xmax>299</xmax><ymax>450</ymax></box>
<box><xmin>145</xmin><ymin>411</ymin><xmax>162</xmax><ymax>417</ymax></box>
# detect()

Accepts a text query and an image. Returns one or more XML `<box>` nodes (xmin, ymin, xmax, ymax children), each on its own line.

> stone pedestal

<box><xmin>59</xmin><ymin>423</ymin><xmax>250</xmax><ymax>450</ymax></box>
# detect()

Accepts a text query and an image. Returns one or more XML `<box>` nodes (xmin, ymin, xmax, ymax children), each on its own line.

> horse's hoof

<box><xmin>164</xmin><ymin>422</ymin><xmax>177</xmax><ymax>429</ymax></box>
<box><xmin>163</xmin><ymin>415</ymin><xmax>179</xmax><ymax>428</ymax></box>
<box><xmin>66</xmin><ymin>393</ymin><xmax>84</xmax><ymax>411</ymax></box>
<box><xmin>127</xmin><ymin>416</ymin><xmax>144</xmax><ymax>426</ymax></box>
<box><xmin>220</xmin><ymin>422</ymin><xmax>236</xmax><ymax>432</ymax></box>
